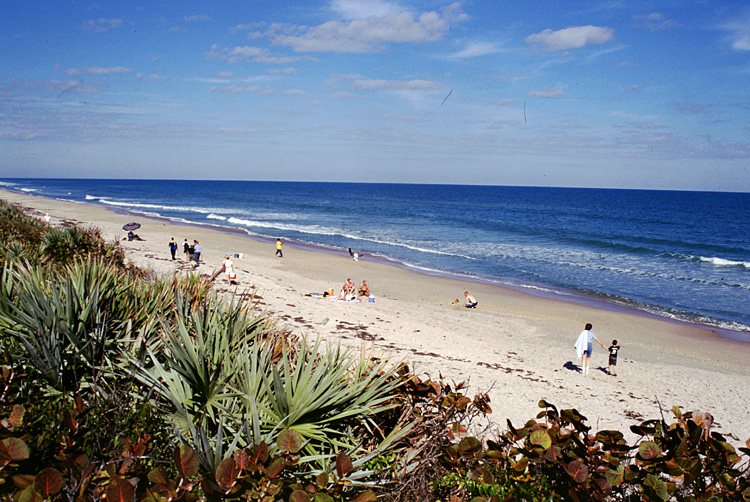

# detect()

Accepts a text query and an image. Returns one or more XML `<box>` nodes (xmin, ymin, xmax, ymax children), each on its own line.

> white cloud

<box><xmin>526</xmin><ymin>88</ymin><xmax>564</xmax><ymax>98</ymax></box>
<box><xmin>271</xmin><ymin>3</ymin><xmax>468</xmax><ymax>53</ymax></box>
<box><xmin>353</xmin><ymin>79</ymin><xmax>441</xmax><ymax>90</ymax></box>
<box><xmin>488</xmin><ymin>98</ymin><xmax>519</xmax><ymax>105</ymax></box>
<box><xmin>332</xmin><ymin>0</ymin><xmax>401</xmax><ymax>19</ymax></box>
<box><xmin>82</xmin><ymin>18</ymin><xmax>122</xmax><ymax>32</ymax></box>
<box><xmin>66</xmin><ymin>66</ymin><xmax>133</xmax><ymax>76</ymax></box>
<box><xmin>448</xmin><ymin>41</ymin><xmax>501</xmax><ymax>58</ymax></box>
<box><xmin>525</xmin><ymin>25</ymin><xmax>614</xmax><ymax>51</ymax></box>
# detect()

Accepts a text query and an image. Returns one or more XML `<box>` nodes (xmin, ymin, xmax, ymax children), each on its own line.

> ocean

<box><xmin>2</xmin><ymin>178</ymin><xmax>749</xmax><ymax>338</ymax></box>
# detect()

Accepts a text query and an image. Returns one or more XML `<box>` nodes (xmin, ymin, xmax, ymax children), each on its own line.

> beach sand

<box><xmin>3</xmin><ymin>188</ymin><xmax>749</xmax><ymax>444</ymax></box>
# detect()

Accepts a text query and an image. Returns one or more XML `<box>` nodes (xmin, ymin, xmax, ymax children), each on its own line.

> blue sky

<box><xmin>2</xmin><ymin>0</ymin><xmax>749</xmax><ymax>190</ymax></box>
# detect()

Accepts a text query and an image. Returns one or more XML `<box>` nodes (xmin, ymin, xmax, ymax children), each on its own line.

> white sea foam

<box><xmin>700</xmin><ymin>256</ymin><xmax>750</xmax><ymax>268</ymax></box>
<box><xmin>207</xmin><ymin>213</ymin><xmax>228</xmax><ymax>221</ymax></box>
<box><xmin>20</xmin><ymin>188</ymin><xmax>39</xmax><ymax>192</ymax></box>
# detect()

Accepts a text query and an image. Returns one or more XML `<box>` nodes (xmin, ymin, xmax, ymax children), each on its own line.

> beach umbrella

<box><xmin>122</xmin><ymin>222</ymin><xmax>141</xmax><ymax>231</ymax></box>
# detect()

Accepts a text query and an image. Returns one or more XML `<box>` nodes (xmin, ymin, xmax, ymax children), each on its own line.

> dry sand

<box><xmin>3</xmin><ymin>188</ymin><xmax>749</xmax><ymax>444</ymax></box>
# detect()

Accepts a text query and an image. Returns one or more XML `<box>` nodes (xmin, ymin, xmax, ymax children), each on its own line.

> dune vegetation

<box><xmin>1</xmin><ymin>198</ymin><xmax>749</xmax><ymax>502</ymax></box>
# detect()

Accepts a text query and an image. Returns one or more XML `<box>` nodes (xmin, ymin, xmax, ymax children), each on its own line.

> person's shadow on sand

<box><xmin>563</xmin><ymin>361</ymin><xmax>580</xmax><ymax>373</ymax></box>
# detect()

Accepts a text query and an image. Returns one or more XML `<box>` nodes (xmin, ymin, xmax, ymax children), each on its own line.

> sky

<box><xmin>2</xmin><ymin>0</ymin><xmax>749</xmax><ymax>191</ymax></box>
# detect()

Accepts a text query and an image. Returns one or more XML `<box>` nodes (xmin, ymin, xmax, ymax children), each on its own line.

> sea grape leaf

<box><xmin>289</xmin><ymin>490</ymin><xmax>310</xmax><ymax>502</ymax></box>
<box><xmin>174</xmin><ymin>446</ymin><xmax>199</xmax><ymax>478</ymax></box>
<box><xmin>215</xmin><ymin>457</ymin><xmax>240</xmax><ymax>491</ymax></box>
<box><xmin>458</xmin><ymin>437</ymin><xmax>482</xmax><ymax>458</ymax></box>
<box><xmin>349</xmin><ymin>490</ymin><xmax>377</xmax><ymax>502</ymax></box>
<box><xmin>336</xmin><ymin>453</ymin><xmax>353</xmax><ymax>478</ymax></box>
<box><xmin>605</xmin><ymin>466</ymin><xmax>625</xmax><ymax>486</ymax></box>
<box><xmin>529</xmin><ymin>430</ymin><xmax>552</xmax><ymax>450</ymax></box>
<box><xmin>8</xmin><ymin>405</ymin><xmax>24</xmax><ymax>428</ymax></box>
<box><xmin>33</xmin><ymin>468</ymin><xmax>65</xmax><ymax>497</ymax></box>
<box><xmin>266</xmin><ymin>457</ymin><xmax>285</xmax><ymax>479</ymax></box>
<box><xmin>643</xmin><ymin>474</ymin><xmax>669</xmax><ymax>501</ymax></box>
<box><xmin>638</xmin><ymin>441</ymin><xmax>661</xmax><ymax>460</ymax></box>
<box><xmin>148</xmin><ymin>467</ymin><xmax>168</xmax><ymax>485</ymax></box>
<box><xmin>277</xmin><ymin>428</ymin><xmax>304</xmax><ymax>453</ymax></box>
<box><xmin>105</xmin><ymin>478</ymin><xmax>135</xmax><ymax>502</ymax></box>
<box><xmin>0</xmin><ymin>437</ymin><xmax>30</xmax><ymax>461</ymax></box>
<box><xmin>565</xmin><ymin>460</ymin><xmax>588</xmax><ymax>483</ymax></box>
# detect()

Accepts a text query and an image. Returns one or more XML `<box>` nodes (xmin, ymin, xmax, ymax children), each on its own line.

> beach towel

<box><xmin>574</xmin><ymin>330</ymin><xmax>589</xmax><ymax>359</ymax></box>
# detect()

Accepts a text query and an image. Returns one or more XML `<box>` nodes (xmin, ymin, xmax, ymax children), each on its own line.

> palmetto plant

<box><xmin>132</xmin><ymin>293</ymin><xmax>410</xmax><ymax>476</ymax></box>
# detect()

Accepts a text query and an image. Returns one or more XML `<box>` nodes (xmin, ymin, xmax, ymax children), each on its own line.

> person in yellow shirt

<box><xmin>275</xmin><ymin>238</ymin><xmax>283</xmax><ymax>258</ymax></box>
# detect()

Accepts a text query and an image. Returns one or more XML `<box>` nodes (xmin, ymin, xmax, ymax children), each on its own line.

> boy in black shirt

<box><xmin>608</xmin><ymin>340</ymin><xmax>621</xmax><ymax>376</ymax></box>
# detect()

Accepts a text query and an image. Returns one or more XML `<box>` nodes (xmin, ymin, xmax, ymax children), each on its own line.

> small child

<box><xmin>608</xmin><ymin>340</ymin><xmax>621</xmax><ymax>376</ymax></box>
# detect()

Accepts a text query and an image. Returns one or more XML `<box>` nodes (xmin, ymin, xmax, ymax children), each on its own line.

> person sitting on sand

<box><xmin>222</xmin><ymin>255</ymin><xmax>237</xmax><ymax>284</ymax></box>
<box><xmin>464</xmin><ymin>291</ymin><xmax>477</xmax><ymax>308</ymax></box>
<box><xmin>339</xmin><ymin>278</ymin><xmax>356</xmax><ymax>300</ymax></box>
<box><xmin>127</xmin><ymin>231</ymin><xmax>144</xmax><ymax>241</ymax></box>
<box><xmin>574</xmin><ymin>323</ymin><xmax>607</xmax><ymax>375</ymax></box>
<box><xmin>358</xmin><ymin>280</ymin><xmax>371</xmax><ymax>300</ymax></box>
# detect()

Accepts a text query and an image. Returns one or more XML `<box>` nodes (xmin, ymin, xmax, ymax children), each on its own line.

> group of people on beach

<box><xmin>331</xmin><ymin>278</ymin><xmax>371</xmax><ymax>302</ymax></box>
<box><xmin>168</xmin><ymin>237</ymin><xmax>202</xmax><ymax>269</ymax></box>
<box><xmin>575</xmin><ymin>323</ymin><xmax>621</xmax><ymax>376</ymax></box>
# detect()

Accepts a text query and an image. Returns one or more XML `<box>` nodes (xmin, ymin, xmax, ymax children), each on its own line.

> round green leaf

<box><xmin>0</xmin><ymin>437</ymin><xmax>30</xmax><ymax>462</ymax></box>
<box><xmin>565</xmin><ymin>460</ymin><xmax>588</xmax><ymax>483</ymax></box>
<box><xmin>458</xmin><ymin>437</ymin><xmax>482</xmax><ymax>458</ymax></box>
<box><xmin>215</xmin><ymin>457</ymin><xmax>240</xmax><ymax>491</ymax></box>
<box><xmin>638</xmin><ymin>441</ymin><xmax>661</xmax><ymax>460</ymax></box>
<box><xmin>529</xmin><ymin>430</ymin><xmax>552</xmax><ymax>450</ymax></box>
<box><xmin>277</xmin><ymin>428</ymin><xmax>304</xmax><ymax>454</ymax></box>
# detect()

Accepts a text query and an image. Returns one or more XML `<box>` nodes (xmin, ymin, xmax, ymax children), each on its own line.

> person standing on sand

<box><xmin>169</xmin><ymin>237</ymin><xmax>177</xmax><ymax>260</ymax></box>
<box><xmin>574</xmin><ymin>323</ymin><xmax>606</xmax><ymax>375</ymax></box>
<box><xmin>193</xmin><ymin>240</ymin><xmax>202</xmax><ymax>268</ymax></box>
<box><xmin>276</xmin><ymin>238</ymin><xmax>283</xmax><ymax>258</ymax></box>
<box><xmin>608</xmin><ymin>340</ymin><xmax>621</xmax><ymax>376</ymax></box>
<box><xmin>183</xmin><ymin>239</ymin><xmax>190</xmax><ymax>261</ymax></box>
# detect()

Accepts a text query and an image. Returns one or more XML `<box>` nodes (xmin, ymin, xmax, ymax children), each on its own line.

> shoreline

<box><xmin>4</xmin><ymin>185</ymin><xmax>747</xmax><ymax>341</ymax></box>
<box><xmin>3</xmin><ymin>187</ymin><xmax>750</xmax><ymax>443</ymax></box>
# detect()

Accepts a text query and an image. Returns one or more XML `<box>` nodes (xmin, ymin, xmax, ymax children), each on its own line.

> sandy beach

<box><xmin>3</xmin><ymin>188</ymin><xmax>749</xmax><ymax>444</ymax></box>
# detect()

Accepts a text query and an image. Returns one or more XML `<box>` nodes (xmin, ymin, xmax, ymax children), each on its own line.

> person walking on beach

<box><xmin>276</xmin><ymin>238</ymin><xmax>283</xmax><ymax>258</ymax></box>
<box><xmin>169</xmin><ymin>237</ymin><xmax>178</xmax><ymax>260</ymax></box>
<box><xmin>183</xmin><ymin>239</ymin><xmax>190</xmax><ymax>261</ymax></box>
<box><xmin>193</xmin><ymin>240</ymin><xmax>202</xmax><ymax>268</ymax></box>
<box><xmin>608</xmin><ymin>340</ymin><xmax>621</xmax><ymax>376</ymax></box>
<box><xmin>223</xmin><ymin>255</ymin><xmax>236</xmax><ymax>285</ymax></box>
<box><xmin>464</xmin><ymin>291</ymin><xmax>478</xmax><ymax>308</ymax></box>
<box><xmin>574</xmin><ymin>323</ymin><xmax>606</xmax><ymax>375</ymax></box>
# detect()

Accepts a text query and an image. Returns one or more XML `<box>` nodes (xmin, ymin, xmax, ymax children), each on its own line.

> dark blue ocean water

<box><xmin>2</xmin><ymin>179</ymin><xmax>749</xmax><ymax>335</ymax></box>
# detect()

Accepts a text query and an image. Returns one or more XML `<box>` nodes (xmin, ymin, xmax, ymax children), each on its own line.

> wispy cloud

<box><xmin>719</xmin><ymin>11</ymin><xmax>750</xmax><ymax>50</ymax></box>
<box><xmin>136</xmin><ymin>73</ymin><xmax>168</xmax><ymax>82</ymax></box>
<box><xmin>183</xmin><ymin>15</ymin><xmax>211</xmax><ymax>22</ymax></box>
<box><xmin>270</xmin><ymin>3</ymin><xmax>468</xmax><ymax>53</ymax></box>
<box><xmin>527</xmin><ymin>88</ymin><xmax>565</xmax><ymax>98</ymax></box>
<box><xmin>525</xmin><ymin>25</ymin><xmax>614</xmax><ymax>51</ymax></box>
<box><xmin>668</xmin><ymin>95</ymin><xmax>717</xmax><ymax>115</ymax></box>
<box><xmin>633</xmin><ymin>12</ymin><xmax>678</xmax><ymax>32</ymax></box>
<box><xmin>65</xmin><ymin>66</ymin><xmax>133</xmax><ymax>77</ymax></box>
<box><xmin>352</xmin><ymin>79</ymin><xmax>441</xmax><ymax>90</ymax></box>
<box><xmin>448</xmin><ymin>41</ymin><xmax>501</xmax><ymax>58</ymax></box>
<box><xmin>81</xmin><ymin>18</ymin><xmax>122</xmax><ymax>32</ymax></box>
<box><xmin>205</xmin><ymin>45</ymin><xmax>309</xmax><ymax>64</ymax></box>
